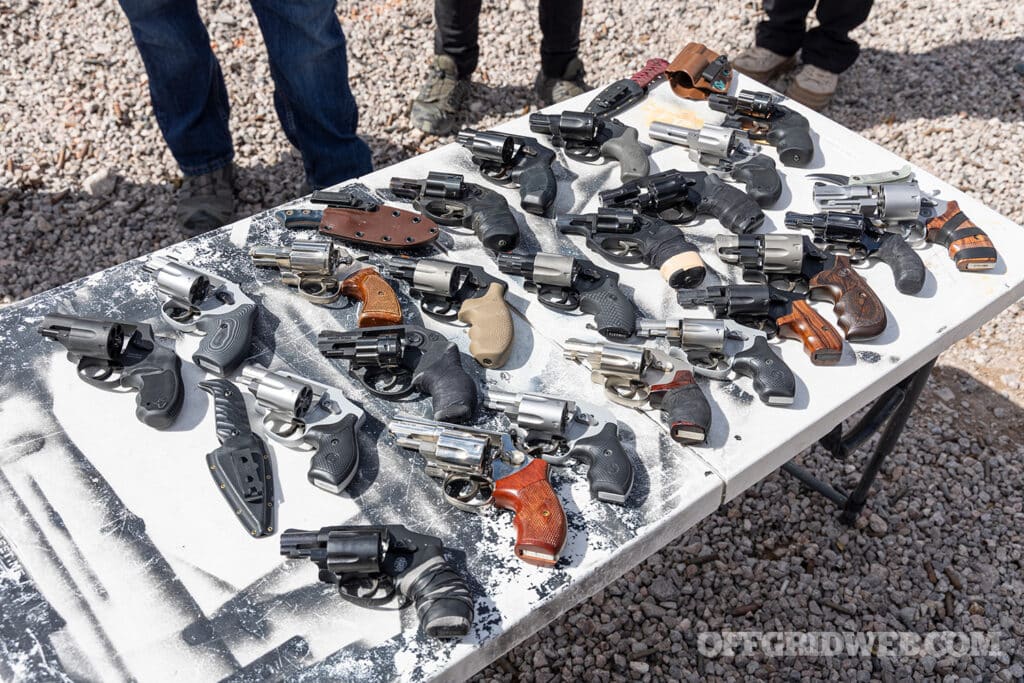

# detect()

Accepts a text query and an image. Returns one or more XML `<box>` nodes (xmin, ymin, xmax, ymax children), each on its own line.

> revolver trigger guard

<box><xmin>564</xmin><ymin>145</ymin><xmax>602</xmax><ymax>163</ymax></box>
<box><xmin>442</xmin><ymin>473</ymin><xmax>494</xmax><ymax>513</ymax></box>
<box><xmin>261</xmin><ymin>412</ymin><xmax>307</xmax><ymax>446</ymax></box>
<box><xmin>297</xmin><ymin>276</ymin><xmax>343</xmax><ymax>305</ymax></box>
<box><xmin>161</xmin><ymin>299</ymin><xmax>200</xmax><ymax>328</ymax></box>
<box><xmin>420</xmin><ymin>199</ymin><xmax>469</xmax><ymax>227</ymax></box>
<box><xmin>419</xmin><ymin>297</ymin><xmax>460</xmax><ymax>321</ymax></box>
<box><xmin>690</xmin><ymin>362</ymin><xmax>732</xmax><ymax>381</ymax></box>
<box><xmin>595</xmin><ymin>236</ymin><xmax>644</xmax><ymax>263</ymax></box>
<box><xmin>536</xmin><ymin>285</ymin><xmax>580</xmax><ymax>311</ymax></box>
<box><xmin>76</xmin><ymin>358</ymin><xmax>117</xmax><ymax>385</ymax></box>
<box><xmin>351</xmin><ymin>367</ymin><xmax>414</xmax><ymax>398</ymax></box>
<box><xmin>603</xmin><ymin>376</ymin><xmax>650</xmax><ymax>407</ymax></box>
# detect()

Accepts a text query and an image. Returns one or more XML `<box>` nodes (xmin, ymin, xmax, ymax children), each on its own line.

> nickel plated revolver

<box><xmin>483</xmin><ymin>387</ymin><xmax>635</xmax><ymax>504</ymax></box>
<box><xmin>388</xmin><ymin>414</ymin><xmax>567</xmax><ymax>567</ymax></box>
<box><xmin>562</xmin><ymin>339</ymin><xmax>712</xmax><ymax>444</ymax></box>
<box><xmin>237</xmin><ymin>365</ymin><xmax>365</xmax><ymax>495</ymax></box>
<box><xmin>143</xmin><ymin>255</ymin><xmax>257</xmax><ymax>375</ymax></box>
<box><xmin>250</xmin><ymin>240</ymin><xmax>403</xmax><ymax>326</ymax></box>
<box><xmin>382</xmin><ymin>256</ymin><xmax>515</xmax><ymax>368</ymax></box>
<box><xmin>635</xmin><ymin>318</ymin><xmax>797</xmax><ymax>406</ymax></box>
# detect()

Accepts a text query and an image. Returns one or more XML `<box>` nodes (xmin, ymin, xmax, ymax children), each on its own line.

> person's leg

<box><xmin>534</xmin><ymin>0</ymin><xmax>588</xmax><ymax>104</ymax></box>
<box><xmin>434</xmin><ymin>0</ymin><xmax>482</xmax><ymax>79</ymax></box>
<box><xmin>248</xmin><ymin>0</ymin><xmax>372</xmax><ymax>189</ymax></box>
<box><xmin>755</xmin><ymin>0</ymin><xmax>817</xmax><ymax>58</ymax></box>
<box><xmin>801</xmin><ymin>0</ymin><xmax>874</xmax><ymax>73</ymax></box>
<box><xmin>116</xmin><ymin>0</ymin><xmax>234</xmax><ymax>233</ymax></box>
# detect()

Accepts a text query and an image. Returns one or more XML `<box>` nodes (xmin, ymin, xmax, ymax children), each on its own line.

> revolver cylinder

<box><xmin>251</xmin><ymin>240</ymin><xmax>343</xmax><ymax>276</ymax></box>
<box><xmin>456</xmin><ymin>129</ymin><xmax>515</xmax><ymax>164</ymax></box>
<box><xmin>562</xmin><ymin>340</ymin><xmax>645</xmax><ymax>380</ymax></box>
<box><xmin>784</xmin><ymin>211</ymin><xmax>870</xmax><ymax>243</ymax></box>
<box><xmin>496</xmin><ymin>253</ymin><xmax>576</xmax><ymax>287</ymax></box>
<box><xmin>39</xmin><ymin>314</ymin><xmax>124</xmax><ymax>360</ymax></box>
<box><xmin>529</xmin><ymin>112</ymin><xmax>597</xmax><ymax>141</ymax></box>
<box><xmin>238</xmin><ymin>365</ymin><xmax>313</xmax><ymax>418</ymax></box>
<box><xmin>650</xmin><ymin>121</ymin><xmax>739</xmax><ymax>159</ymax></box>
<box><xmin>483</xmin><ymin>388</ymin><xmax>573</xmax><ymax>438</ymax></box>
<box><xmin>636</xmin><ymin>318</ymin><xmax>726</xmax><ymax>349</ymax></box>
<box><xmin>388</xmin><ymin>415</ymin><xmax>493</xmax><ymax>479</ymax></box>
<box><xmin>716</xmin><ymin>234</ymin><xmax>804</xmax><ymax>273</ymax></box>
<box><xmin>143</xmin><ymin>256</ymin><xmax>209</xmax><ymax>304</ymax></box>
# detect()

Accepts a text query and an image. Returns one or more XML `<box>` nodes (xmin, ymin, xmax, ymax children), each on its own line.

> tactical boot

<box><xmin>732</xmin><ymin>46</ymin><xmax>797</xmax><ymax>84</ymax></box>
<box><xmin>177</xmin><ymin>164</ymin><xmax>235</xmax><ymax>236</ymax></box>
<box><xmin>535</xmin><ymin>57</ymin><xmax>590</xmax><ymax>106</ymax></box>
<box><xmin>786</xmin><ymin>64</ymin><xmax>840</xmax><ymax>111</ymax></box>
<box><xmin>411</xmin><ymin>55</ymin><xmax>470</xmax><ymax>136</ymax></box>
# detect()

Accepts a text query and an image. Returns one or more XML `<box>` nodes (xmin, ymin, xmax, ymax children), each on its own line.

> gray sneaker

<box><xmin>177</xmin><ymin>164</ymin><xmax>235</xmax><ymax>235</ymax></box>
<box><xmin>535</xmin><ymin>57</ymin><xmax>590</xmax><ymax>106</ymax></box>
<box><xmin>411</xmin><ymin>55</ymin><xmax>470</xmax><ymax>136</ymax></box>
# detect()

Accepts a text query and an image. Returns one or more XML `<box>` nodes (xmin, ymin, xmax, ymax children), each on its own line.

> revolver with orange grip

<box><xmin>251</xmin><ymin>240</ymin><xmax>402</xmax><ymax>326</ymax></box>
<box><xmin>388</xmin><ymin>414</ymin><xmax>567</xmax><ymax>567</ymax></box>
<box><xmin>383</xmin><ymin>256</ymin><xmax>515</xmax><ymax>368</ymax></box>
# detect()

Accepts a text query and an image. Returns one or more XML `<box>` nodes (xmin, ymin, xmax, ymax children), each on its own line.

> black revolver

<box><xmin>389</xmin><ymin>171</ymin><xmax>520</xmax><ymax>251</ymax></box>
<box><xmin>496</xmin><ymin>252</ymin><xmax>640</xmax><ymax>341</ymax></box>
<box><xmin>529</xmin><ymin>111</ymin><xmax>649</xmax><ymax>183</ymax></box>
<box><xmin>708</xmin><ymin>89</ymin><xmax>814</xmax><ymax>168</ymax></box>
<box><xmin>281</xmin><ymin>524</ymin><xmax>474</xmax><ymax>639</ymax></box>
<box><xmin>556</xmin><ymin>207</ymin><xmax>707</xmax><ymax>289</ymax></box>
<box><xmin>456</xmin><ymin>129</ymin><xmax>557</xmax><ymax>215</ymax></box>
<box><xmin>39</xmin><ymin>314</ymin><xmax>184</xmax><ymax>429</ymax></box>
<box><xmin>317</xmin><ymin>324</ymin><xmax>478</xmax><ymax>423</ymax></box>
<box><xmin>599</xmin><ymin>169</ymin><xmax>764</xmax><ymax>234</ymax></box>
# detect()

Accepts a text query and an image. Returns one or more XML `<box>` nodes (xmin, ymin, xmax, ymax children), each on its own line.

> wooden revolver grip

<box><xmin>808</xmin><ymin>255</ymin><xmax>887</xmax><ymax>341</ymax></box>
<box><xmin>492</xmin><ymin>459</ymin><xmax>566</xmax><ymax>568</ymax></box>
<box><xmin>775</xmin><ymin>299</ymin><xmax>844</xmax><ymax>366</ymax></box>
<box><xmin>925</xmin><ymin>201</ymin><xmax>998</xmax><ymax>272</ymax></box>
<box><xmin>340</xmin><ymin>268</ymin><xmax>404</xmax><ymax>328</ymax></box>
<box><xmin>456</xmin><ymin>282</ymin><xmax>515</xmax><ymax>368</ymax></box>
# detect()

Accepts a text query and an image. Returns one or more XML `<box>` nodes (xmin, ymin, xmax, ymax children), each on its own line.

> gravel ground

<box><xmin>3</xmin><ymin>0</ymin><xmax>1024</xmax><ymax>680</ymax></box>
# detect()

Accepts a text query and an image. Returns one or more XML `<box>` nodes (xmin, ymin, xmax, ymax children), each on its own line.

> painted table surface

<box><xmin>1</xmin><ymin>73</ymin><xmax>1022</xmax><ymax>682</ymax></box>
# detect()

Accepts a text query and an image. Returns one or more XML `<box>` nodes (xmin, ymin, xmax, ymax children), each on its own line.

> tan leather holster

<box><xmin>666</xmin><ymin>42</ymin><xmax>733</xmax><ymax>100</ymax></box>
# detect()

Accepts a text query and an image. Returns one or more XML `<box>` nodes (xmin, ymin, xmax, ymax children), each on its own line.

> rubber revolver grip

<box><xmin>775</xmin><ymin>299</ymin><xmax>844</xmax><ymax>366</ymax></box>
<box><xmin>567</xmin><ymin>422</ymin><xmax>635</xmax><ymax>504</ymax></box>
<box><xmin>467</xmin><ymin>189</ymin><xmax>520</xmax><ymax>252</ymax></box>
<box><xmin>193</xmin><ymin>303</ymin><xmax>257</xmax><ymax>375</ymax></box>
<box><xmin>397</xmin><ymin>549</ymin><xmax>474</xmax><ymax>638</ymax></box>
<box><xmin>412</xmin><ymin>342</ymin><xmax>478</xmax><ymax>423</ymax></box>
<box><xmin>341</xmin><ymin>268</ymin><xmax>404</xmax><ymax>327</ymax></box>
<box><xmin>875</xmin><ymin>232</ymin><xmax>926</xmax><ymax>295</ymax></box>
<box><xmin>651</xmin><ymin>370</ymin><xmax>712</xmax><ymax>444</ymax></box>
<box><xmin>577</xmin><ymin>277</ymin><xmax>639</xmax><ymax>341</ymax></box>
<box><xmin>731</xmin><ymin>154</ymin><xmax>783</xmax><ymax>207</ymax></box>
<box><xmin>305</xmin><ymin>414</ymin><xmax>360</xmax><ymax>495</ymax></box>
<box><xmin>731</xmin><ymin>336</ymin><xmax>797</xmax><ymax>406</ymax></box>
<box><xmin>808</xmin><ymin>255</ymin><xmax>888</xmax><ymax>341</ymax></box>
<box><xmin>696</xmin><ymin>174</ymin><xmax>765</xmax><ymax>234</ymax></box>
<box><xmin>599</xmin><ymin>124</ymin><xmax>650</xmax><ymax>183</ymax></box>
<box><xmin>122</xmin><ymin>349</ymin><xmax>185</xmax><ymax>430</ymax></box>
<box><xmin>456</xmin><ymin>282</ymin><xmax>515</xmax><ymax>368</ymax></box>
<box><xmin>766</xmin><ymin>111</ymin><xmax>813</xmax><ymax>167</ymax></box>
<box><xmin>925</xmin><ymin>200</ymin><xmax>998</xmax><ymax>272</ymax></box>
<box><xmin>517</xmin><ymin>163</ymin><xmax>558</xmax><ymax>216</ymax></box>
<box><xmin>642</xmin><ymin>221</ymin><xmax>706</xmax><ymax>289</ymax></box>
<box><xmin>492</xmin><ymin>459</ymin><xmax>567</xmax><ymax>568</ymax></box>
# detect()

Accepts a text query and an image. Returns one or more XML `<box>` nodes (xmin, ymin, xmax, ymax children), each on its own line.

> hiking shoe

<box><xmin>177</xmin><ymin>164</ymin><xmax>235</xmax><ymax>235</ymax></box>
<box><xmin>786</xmin><ymin>64</ymin><xmax>840</xmax><ymax>111</ymax></box>
<box><xmin>732</xmin><ymin>46</ymin><xmax>797</xmax><ymax>84</ymax></box>
<box><xmin>411</xmin><ymin>55</ymin><xmax>470</xmax><ymax>136</ymax></box>
<box><xmin>535</xmin><ymin>57</ymin><xmax>590</xmax><ymax>106</ymax></box>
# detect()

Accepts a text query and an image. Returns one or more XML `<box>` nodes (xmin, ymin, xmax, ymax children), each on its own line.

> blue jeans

<box><xmin>117</xmin><ymin>0</ymin><xmax>373</xmax><ymax>188</ymax></box>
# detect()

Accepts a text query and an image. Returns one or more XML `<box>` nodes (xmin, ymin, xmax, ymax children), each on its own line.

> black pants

<box><xmin>755</xmin><ymin>0</ymin><xmax>873</xmax><ymax>73</ymax></box>
<box><xmin>434</xmin><ymin>0</ymin><xmax>583</xmax><ymax>79</ymax></box>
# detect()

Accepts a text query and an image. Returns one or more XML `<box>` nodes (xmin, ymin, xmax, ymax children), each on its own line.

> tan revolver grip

<box><xmin>340</xmin><ymin>268</ymin><xmax>404</xmax><ymax>328</ymax></box>
<box><xmin>456</xmin><ymin>282</ymin><xmax>514</xmax><ymax>368</ymax></box>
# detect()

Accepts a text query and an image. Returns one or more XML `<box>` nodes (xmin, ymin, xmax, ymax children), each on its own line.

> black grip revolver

<box><xmin>456</xmin><ymin>128</ymin><xmax>558</xmax><ymax>216</ymax></box>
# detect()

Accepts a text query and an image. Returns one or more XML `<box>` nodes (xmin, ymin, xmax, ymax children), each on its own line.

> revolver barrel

<box><xmin>387</xmin><ymin>414</ymin><xmax>499</xmax><ymax>478</ymax></box>
<box><xmin>391</xmin><ymin>171</ymin><xmax>465</xmax><ymax>200</ymax></box>
<box><xmin>251</xmin><ymin>240</ymin><xmax>345</xmax><ymax>276</ymax></box>
<box><xmin>562</xmin><ymin>339</ymin><xmax>645</xmax><ymax>379</ymax></box>
<box><xmin>279</xmin><ymin>526</ymin><xmax>384</xmax><ymax>574</ymax></box>
<box><xmin>482</xmin><ymin>387</ymin><xmax>574</xmax><ymax>438</ymax></box>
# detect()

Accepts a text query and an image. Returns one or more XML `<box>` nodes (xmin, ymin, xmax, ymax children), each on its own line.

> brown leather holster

<box><xmin>666</xmin><ymin>42</ymin><xmax>733</xmax><ymax>100</ymax></box>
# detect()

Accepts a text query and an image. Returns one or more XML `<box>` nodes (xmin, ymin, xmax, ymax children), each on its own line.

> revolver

<box><xmin>636</xmin><ymin>318</ymin><xmax>796</xmax><ymax>406</ymax></box>
<box><xmin>599</xmin><ymin>169</ymin><xmax>764</xmax><ymax>234</ymax></box>
<box><xmin>528</xmin><ymin>111</ymin><xmax>649</xmax><ymax>183</ymax></box>
<box><xmin>556</xmin><ymin>207</ymin><xmax>706</xmax><ymax>289</ymax></box>
<box><xmin>483</xmin><ymin>387</ymin><xmax>634</xmax><ymax>504</ymax></box>
<box><xmin>388</xmin><ymin>414</ymin><xmax>567</xmax><ymax>567</ymax></box>
<box><xmin>679</xmin><ymin>284</ymin><xmax>845</xmax><ymax>366</ymax></box>
<box><xmin>38</xmin><ymin>313</ymin><xmax>184</xmax><ymax>429</ymax></box>
<box><xmin>250</xmin><ymin>240</ymin><xmax>403</xmax><ymax>325</ymax></box>
<box><xmin>648</xmin><ymin>121</ymin><xmax>783</xmax><ymax>207</ymax></box>
<box><xmin>716</xmin><ymin>233</ymin><xmax>888</xmax><ymax>341</ymax></box>
<box><xmin>198</xmin><ymin>378</ymin><xmax>276</xmax><ymax>537</ymax></box>
<box><xmin>317</xmin><ymin>325</ymin><xmax>478</xmax><ymax>423</ymax></box>
<box><xmin>382</xmin><ymin>256</ymin><xmax>515</xmax><ymax>368</ymax></box>
<box><xmin>708</xmin><ymin>89</ymin><xmax>814</xmax><ymax>167</ymax></box>
<box><xmin>143</xmin><ymin>255</ymin><xmax>257</xmax><ymax>375</ymax></box>
<box><xmin>809</xmin><ymin>167</ymin><xmax>998</xmax><ymax>272</ymax></box>
<box><xmin>281</xmin><ymin>524</ymin><xmax>474</xmax><ymax>639</ymax></box>
<box><xmin>785</xmin><ymin>211</ymin><xmax>926</xmax><ymax>295</ymax></box>
<box><xmin>496</xmin><ymin>252</ymin><xmax>640</xmax><ymax>341</ymax></box>
<box><xmin>456</xmin><ymin>129</ymin><xmax>557</xmax><ymax>215</ymax></box>
<box><xmin>237</xmin><ymin>365</ymin><xmax>365</xmax><ymax>495</ymax></box>
<box><xmin>389</xmin><ymin>171</ymin><xmax>520</xmax><ymax>251</ymax></box>
<box><xmin>562</xmin><ymin>339</ymin><xmax>712</xmax><ymax>444</ymax></box>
